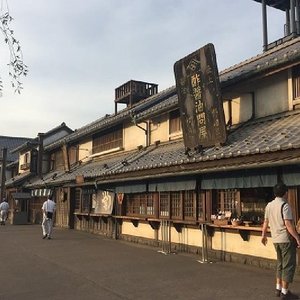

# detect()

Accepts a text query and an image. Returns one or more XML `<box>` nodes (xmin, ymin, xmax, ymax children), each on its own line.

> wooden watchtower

<box><xmin>114</xmin><ymin>80</ymin><xmax>158</xmax><ymax>114</ymax></box>
<box><xmin>253</xmin><ymin>0</ymin><xmax>300</xmax><ymax>51</ymax></box>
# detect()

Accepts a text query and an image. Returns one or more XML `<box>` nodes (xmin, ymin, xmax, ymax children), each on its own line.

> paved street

<box><xmin>0</xmin><ymin>224</ymin><xmax>299</xmax><ymax>300</ymax></box>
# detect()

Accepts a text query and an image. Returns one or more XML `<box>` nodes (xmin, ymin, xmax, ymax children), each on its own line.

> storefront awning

<box><xmin>115</xmin><ymin>183</ymin><xmax>147</xmax><ymax>194</ymax></box>
<box><xmin>282</xmin><ymin>166</ymin><xmax>300</xmax><ymax>186</ymax></box>
<box><xmin>148</xmin><ymin>178</ymin><xmax>196</xmax><ymax>192</ymax></box>
<box><xmin>201</xmin><ymin>169</ymin><xmax>277</xmax><ymax>189</ymax></box>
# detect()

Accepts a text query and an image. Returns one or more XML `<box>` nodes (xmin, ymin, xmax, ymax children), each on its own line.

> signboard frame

<box><xmin>174</xmin><ymin>43</ymin><xmax>227</xmax><ymax>151</ymax></box>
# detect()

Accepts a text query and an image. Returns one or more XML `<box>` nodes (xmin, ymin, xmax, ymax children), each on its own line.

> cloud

<box><xmin>0</xmin><ymin>0</ymin><xmax>286</xmax><ymax>137</ymax></box>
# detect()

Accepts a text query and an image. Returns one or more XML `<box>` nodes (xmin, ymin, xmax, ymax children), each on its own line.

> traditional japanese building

<box><xmin>6</xmin><ymin>0</ymin><xmax>300</xmax><ymax>272</ymax></box>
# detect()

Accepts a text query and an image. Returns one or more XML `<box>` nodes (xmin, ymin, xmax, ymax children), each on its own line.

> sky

<box><xmin>0</xmin><ymin>0</ymin><xmax>285</xmax><ymax>138</ymax></box>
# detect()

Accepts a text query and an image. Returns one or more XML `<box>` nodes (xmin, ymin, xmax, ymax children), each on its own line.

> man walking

<box><xmin>261</xmin><ymin>182</ymin><xmax>300</xmax><ymax>299</ymax></box>
<box><xmin>0</xmin><ymin>198</ymin><xmax>9</xmax><ymax>225</ymax></box>
<box><xmin>41</xmin><ymin>194</ymin><xmax>56</xmax><ymax>239</ymax></box>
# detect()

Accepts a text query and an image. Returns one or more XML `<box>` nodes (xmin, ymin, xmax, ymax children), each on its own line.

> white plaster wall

<box><xmin>168</xmin><ymin>227</ymin><xmax>202</xmax><ymax>247</ymax></box>
<box><xmin>255</xmin><ymin>72</ymin><xmax>288</xmax><ymax>118</ymax></box>
<box><xmin>231</xmin><ymin>94</ymin><xmax>253</xmax><ymax>124</ymax></box>
<box><xmin>150</xmin><ymin>114</ymin><xmax>169</xmax><ymax>144</ymax></box>
<box><xmin>124</xmin><ymin>122</ymin><xmax>146</xmax><ymax>151</ymax></box>
<box><xmin>122</xmin><ymin>221</ymin><xmax>155</xmax><ymax>239</ymax></box>
<box><xmin>212</xmin><ymin>231</ymin><xmax>276</xmax><ymax>259</ymax></box>
<box><xmin>78</xmin><ymin>140</ymin><xmax>92</xmax><ymax>161</ymax></box>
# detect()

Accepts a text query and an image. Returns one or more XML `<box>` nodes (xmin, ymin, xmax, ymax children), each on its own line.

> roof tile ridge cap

<box><xmin>0</xmin><ymin>135</ymin><xmax>31</xmax><ymax>139</ymax></box>
<box><xmin>220</xmin><ymin>37</ymin><xmax>300</xmax><ymax>76</ymax></box>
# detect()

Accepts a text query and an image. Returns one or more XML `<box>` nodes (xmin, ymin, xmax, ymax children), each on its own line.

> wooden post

<box><xmin>1</xmin><ymin>148</ymin><xmax>7</xmax><ymax>200</ymax></box>
<box><xmin>262</xmin><ymin>0</ymin><xmax>268</xmax><ymax>51</ymax></box>
<box><xmin>37</xmin><ymin>133</ymin><xmax>44</xmax><ymax>178</ymax></box>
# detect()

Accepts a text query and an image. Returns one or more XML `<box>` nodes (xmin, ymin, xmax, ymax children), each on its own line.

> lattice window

<box><xmin>169</xmin><ymin>109</ymin><xmax>182</xmax><ymax>134</ymax></box>
<box><xmin>217</xmin><ymin>189</ymin><xmax>239</xmax><ymax>213</ymax></box>
<box><xmin>159</xmin><ymin>192</ymin><xmax>169</xmax><ymax>217</ymax></box>
<box><xmin>126</xmin><ymin>193</ymin><xmax>155</xmax><ymax>217</ymax></box>
<box><xmin>171</xmin><ymin>192</ymin><xmax>181</xmax><ymax>219</ymax></box>
<box><xmin>82</xmin><ymin>188</ymin><xmax>94</xmax><ymax>213</ymax></box>
<box><xmin>146</xmin><ymin>194</ymin><xmax>154</xmax><ymax>215</ymax></box>
<box><xmin>184</xmin><ymin>190</ymin><xmax>196</xmax><ymax>219</ymax></box>
<box><xmin>75</xmin><ymin>189</ymin><xmax>81</xmax><ymax>212</ymax></box>
<box><xmin>292</xmin><ymin>65</ymin><xmax>300</xmax><ymax>100</ymax></box>
<box><xmin>68</xmin><ymin>145</ymin><xmax>78</xmax><ymax>166</ymax></box>
<box><xmin>197</xmin><ymin>191</ymin><xmax>205</xmax><ymax>220</ymax></box>
<box><xmin>93</xmin><ymin>126</ymin><xmax>123</xmax><ymax>154</ymax></box>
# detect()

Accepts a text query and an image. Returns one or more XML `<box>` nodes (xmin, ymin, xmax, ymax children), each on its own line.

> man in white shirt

<box><xmin>261</xmin><ymin>183</ymin><xmax>300</xmax><ymax>300</ymax></box>
<box><xmin>41</xmin><ymin>194</ymin><xmax>56</xmax><ymax>239</ymax></box>
<box><xmin>0</xmin><ymin>198</ymin><xmax>9</xmax><ymax>225</ymax></box>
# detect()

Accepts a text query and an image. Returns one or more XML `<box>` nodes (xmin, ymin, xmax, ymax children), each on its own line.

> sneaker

<box><xmin>276</xmin><ymin>289</ymin><xmax>281</xmax><ymax>297</ymax></box>
<box><xmin>281</xmin><ymin>291</ymin><xmax>299</xmax><ymax>299</ymax></box>
<box><xmin>47</xmin><ymin>236</ymin><xmax>51</xmax><ymax>240</ymax></box>
<box><xmin>42</xmin><ymin>234</ymin><xmax>47</xmax><ymax>239</ymax></box>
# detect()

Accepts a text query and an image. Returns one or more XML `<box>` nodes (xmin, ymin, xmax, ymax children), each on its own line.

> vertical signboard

<box><xmin>174</xmin><ymin>43</ymin><xmax>226</xmax><ymax>150</ymax></box>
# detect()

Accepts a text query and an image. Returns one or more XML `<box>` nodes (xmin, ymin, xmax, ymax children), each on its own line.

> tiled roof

<box><xmin>0</xmin><ymin>136</ymin><xmax>32</xmax><ymax>162</ymax></box>
<box><xmin>23</xmin><ymin>109</ymin><xmax>300</xmax><ymax>188</ymax></box>
<box><xmin>24</xmin><ymin>149</ymin><xmax>146</xmax><ymax>187</ymax></box>
<box><xmin>11</xmin><ymin>122</ymin><xmax>73</xmax><ymax>153</ymax></box>
<box><xmin>220</xmin><ymin>37</ymin><xmax>300</xmax><ymax>87</ymax></box>
<box><xmin>5</xmin><ymin>171</ymin><xmax>33</xmax><ymax>187</ymax></box>
<box><xmin>116</xmin><ymin>110</ymin><xmax>300</xmax><ymax>174</ymax></box>
<box><xmin>44</xmin><ymin>86</ymin><xmax>177</xmax><ymax>152</ymax></box>
<box><xmin>43</xmin><ymin>37</ymin><xmax>300</xmax><ymax>152</ymax></box>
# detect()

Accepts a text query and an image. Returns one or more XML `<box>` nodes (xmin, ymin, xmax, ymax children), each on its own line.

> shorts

<box><xmin>274</xmin><ymin>242</ymin><xmax>297</xmax><ymax>283</ymax></box>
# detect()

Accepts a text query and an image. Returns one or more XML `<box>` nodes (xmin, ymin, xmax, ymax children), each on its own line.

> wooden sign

<box><xmin>174</xmin><ymin>43</ymin><xmax>227</xmax><ymax>150</ymax></box>
<box><xmin>75</xmin><ymin>175</ymin><xmax>84</xmax><ymax>184</ymax></box>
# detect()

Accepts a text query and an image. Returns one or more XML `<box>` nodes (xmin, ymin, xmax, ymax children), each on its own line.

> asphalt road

<box><xmin>0</xmin><ymin>224</ymin><xmax>299</xmax><ymax>300</ymax></box>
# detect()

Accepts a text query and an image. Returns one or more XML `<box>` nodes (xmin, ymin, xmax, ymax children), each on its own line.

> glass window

<box><xmin>159</xmin><ymin>192</ymin><xmax>169</xmax><ymax>217</ymax></box>
<box><xmin>217</xmin><ymin>189</ymin><xmax>239</xmax><ymax>213</ymax></box>
<box><xmin>125</xmin><ymin>193</ymin><xmax>155</xmax><ymax>217</ymax></box>
<box><xmin>240</xmin><ymin>188</ymin><xmax>272</xmax><ymax>223</ymax></box>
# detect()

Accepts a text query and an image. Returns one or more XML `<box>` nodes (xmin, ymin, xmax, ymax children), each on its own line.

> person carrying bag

<box><xmin>41</xmin><ymin>194</ymin><xmax>56</xmax><ymax>240</ymax></box>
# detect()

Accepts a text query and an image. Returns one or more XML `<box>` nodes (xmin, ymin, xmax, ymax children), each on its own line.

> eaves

<box><xmin>92</xmin><ymin>149</ymin><xmax>300</xmax><ymax>185</ymax></box>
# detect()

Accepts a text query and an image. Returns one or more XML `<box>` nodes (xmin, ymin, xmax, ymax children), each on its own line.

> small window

<box><xmin>292</xmin><ymin>65</ymin><xmax>300</xmax><ymax>100</ymax></box>
<box><xmin>68</xmin><ymin>145</ymin><xmax>78</xmax><ymax>166</ymax></box>
<box><xmin>169</xmin><ymin>110</ymin><xmax>182</xmax><ymax>135</ymax></box>
<box><xmin>81</xmin><ymin>188</ymin><xmax>94</xmax><ymax>213</ymax></box>
<box><xmin>93</xmin><ymin>125</ymin><xmax>123</xmax><ymax>154</ymax></box>
<box><xmin>49</xmin><ymin>151</ymin><xmax>64</xmax><ymax>171</ymax></box>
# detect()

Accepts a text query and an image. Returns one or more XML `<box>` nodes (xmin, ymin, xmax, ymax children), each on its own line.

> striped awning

<box><xmin>31</xmin><ymin>189</ymin><xmax>52</xmax><ymax>197</ymax></box>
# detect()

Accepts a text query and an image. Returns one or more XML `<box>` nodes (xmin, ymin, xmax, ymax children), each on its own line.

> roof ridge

<box><xmin>220</xmin><ymin>36</ymin><xmax>300</xmax><ymax>76</ymax></box>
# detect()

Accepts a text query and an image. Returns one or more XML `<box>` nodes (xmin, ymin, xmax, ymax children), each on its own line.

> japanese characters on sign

<box><xmin>174</xmin><ymin>43</ymin><xmax>227</xmax><ymax>150</ymax></box>
<box><xmin>93</xmin><ymin>190</ymin><xmax>114</xmax><ymax>214</ymax></box>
